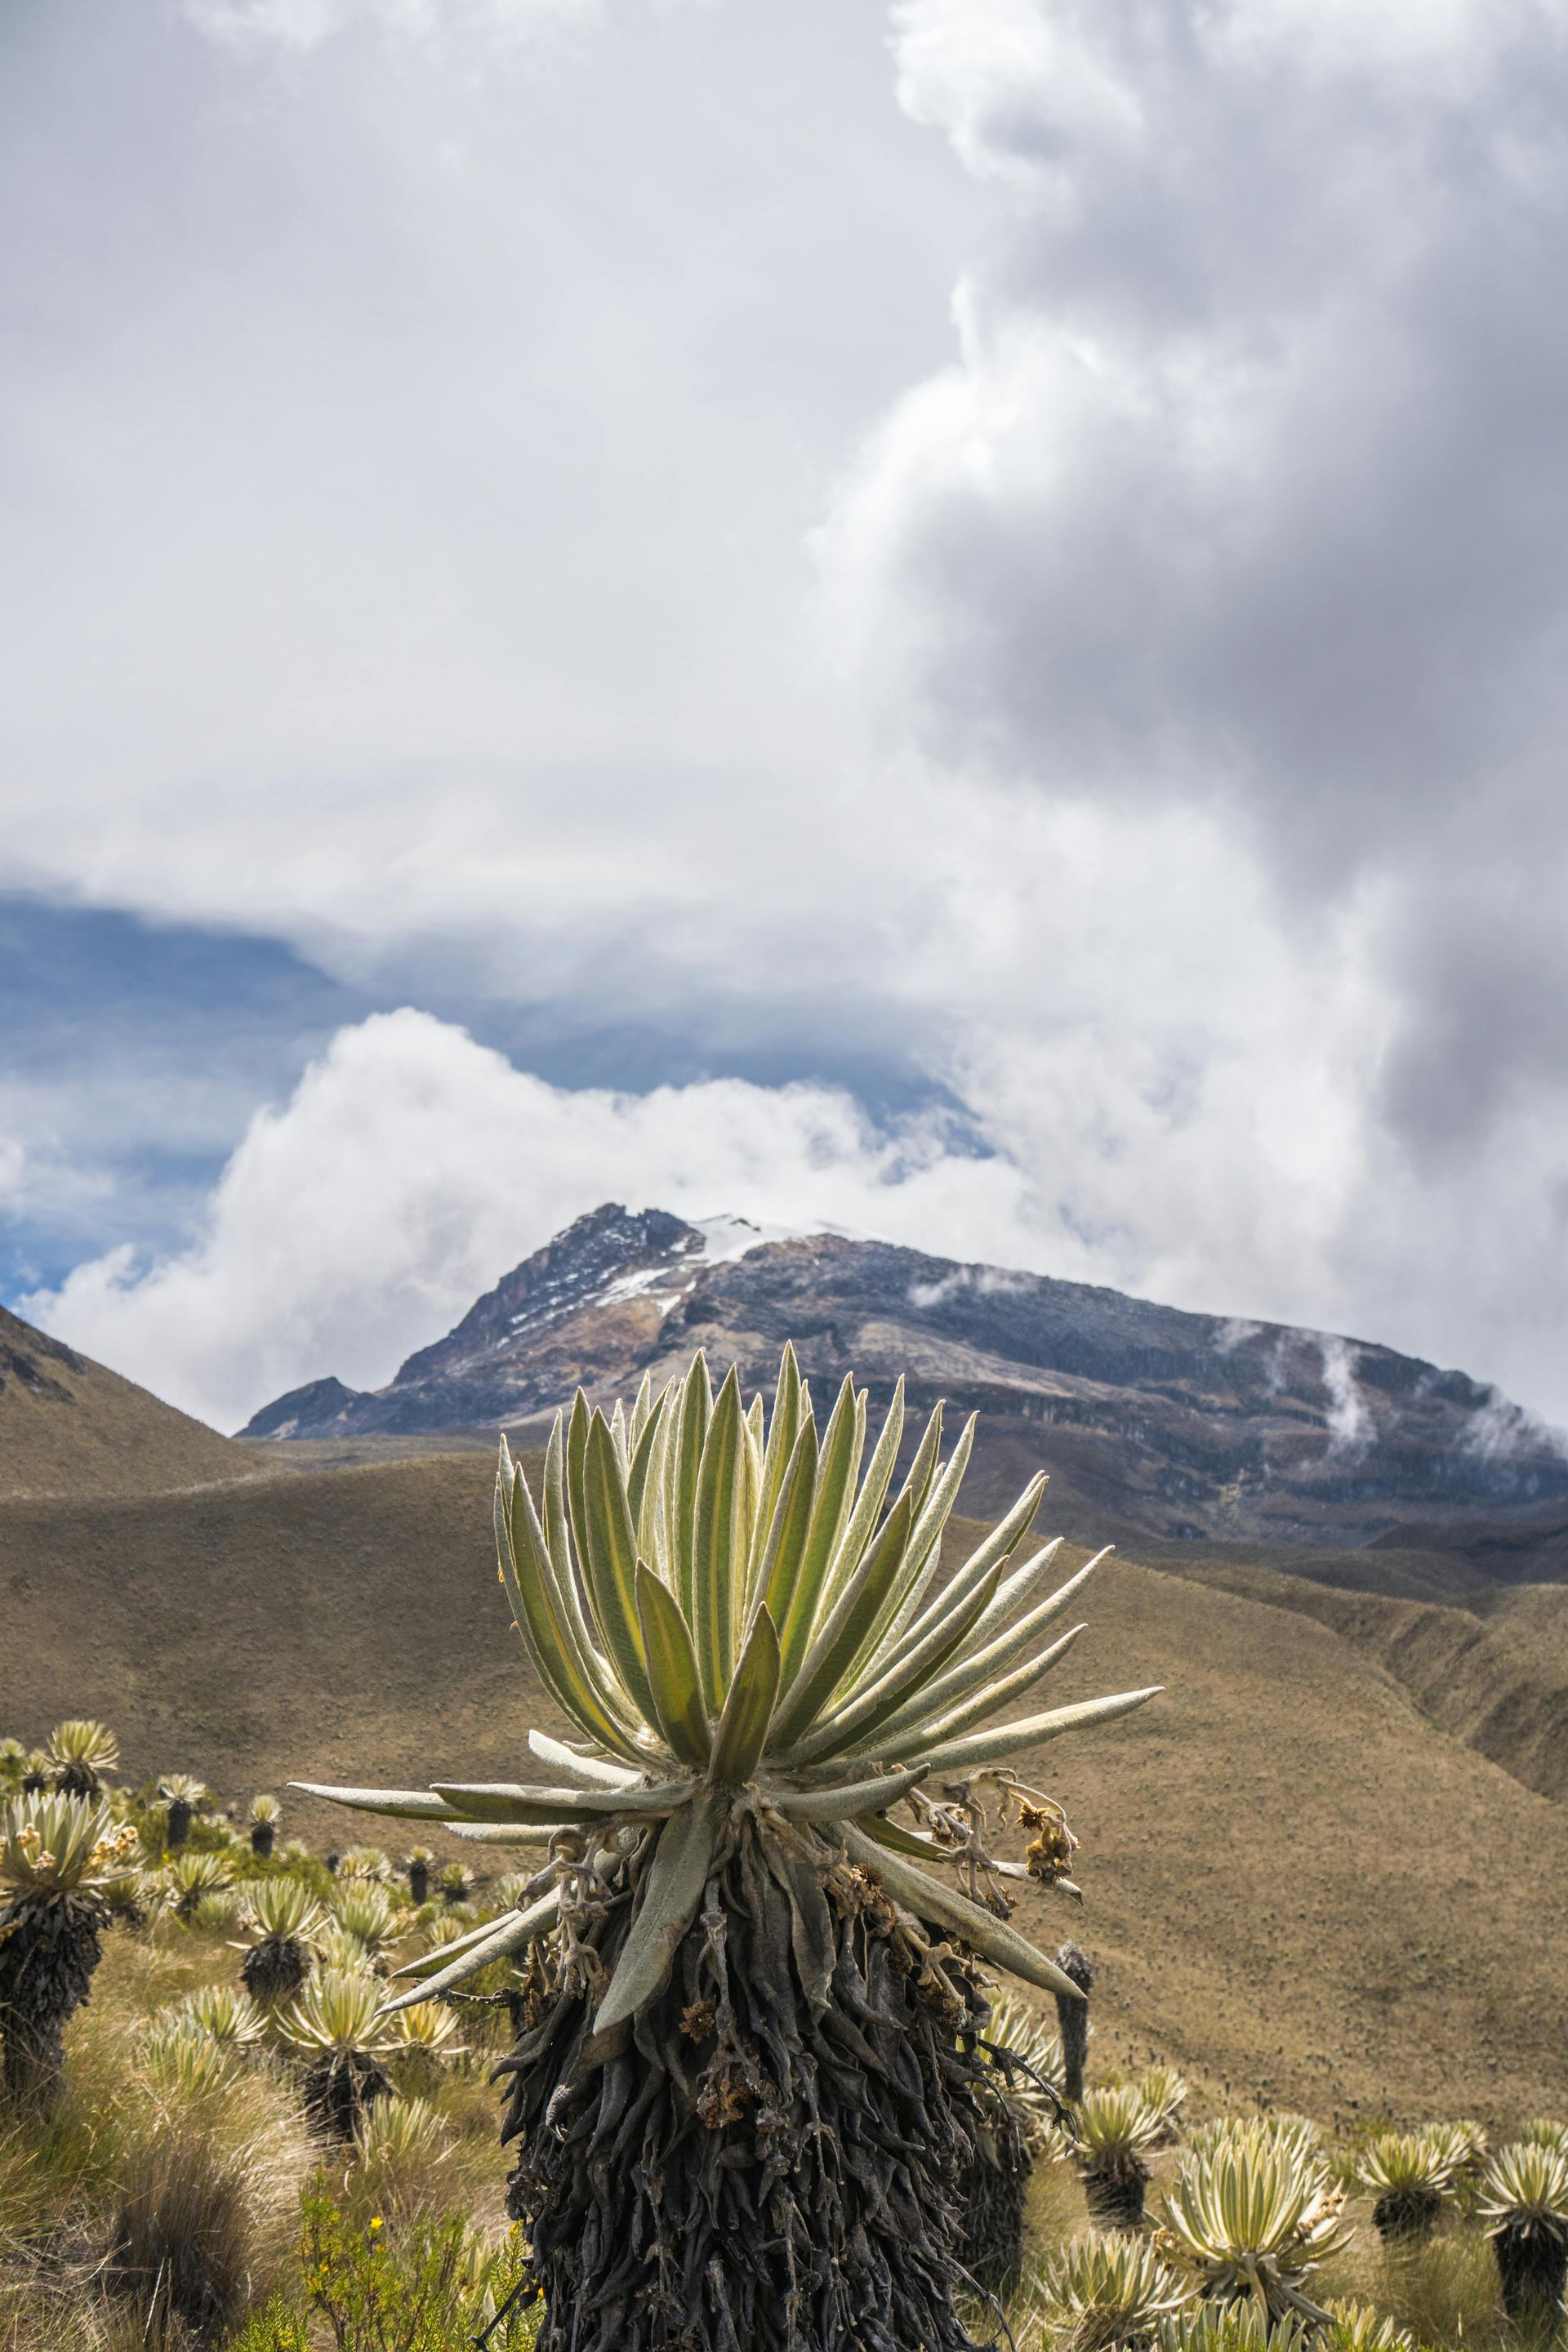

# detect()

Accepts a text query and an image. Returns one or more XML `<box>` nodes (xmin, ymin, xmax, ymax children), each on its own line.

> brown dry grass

<box><xmin>2</xmin><ymin>1454</ymin><xmax>1566</xmax><ymax>2134</ymax></box>
<box><xmin>0</xmin><ymin>1306</ymin><xmax>264</xmax><ymax>1502</ymax></box>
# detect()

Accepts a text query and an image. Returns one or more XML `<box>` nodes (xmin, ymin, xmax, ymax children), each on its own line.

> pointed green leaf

<box><xmin>580</xmin><ymin>1413</ymin><xmax>659</xmax><ymax>1722</ymax></box>
<box><xmin>289</xmin><ymin>1781</ymin><xmax>459</xmax><ymax>1822</ymax></box>
<box><xmin>782</xmin><ymin>1564</ymin><xmax>1002</xmax><ymax>1766</ymax></box>
<box><xmin>381</xmin><ymin>1891</ymin><xmax>560</xmax><ymax>2010</ymax></box>
<box><xmin>505</xmin><ymin>1459</ymin><xmax>644</xmax><ymax>1757</ymax></box>
<box><xmin>445</xmin><ymin>1820</ymin><xmax>576</xmax><ymax>1845</ymax></box>
<box><xmin>627</xmin><ymin>1388</ymin><xmax>670</xmax><ymax>1529</ymax></box>
<box><xmin>768</xmin><ymin>1764</ymin><xmax>924</xmax><ymax>1820</ymax></box>
<box><xmin>543</xmin><ymin>1411</ymin><xmax>573</xmax><ymax>1588</ymax></box>
<box><xmin>635</xmin><ymin>1563</ymin><xmax>712</xmax><ymax>1766</ymax></box>
<box><xmin>749</xmin><ymin>1340</ymin><xmax>803</xmax><ymax>1595</ymax></box>
<box><xmin>708</xmin><ymin>1607</ymin><xmax>782</xmax><ymax>1785</ymax></box>
<box><xmin>757</xmin><ymin>1415</ymin><xmax>819</xmax><ymax>1656</ymax></box>
<box><xmin>693</xmin><ymin>1368</ymin><xmax>746</xmax><ymax>1709</ymax></box>
<box><xmin>392</xmin><ymin>1909</ymin><xmax>520</xmax><ymax>1976</ymax></box>
<box><xmin>527</xmin><ymin>1731</ymin><xmax>642</xmax><ymax>1788</ymax></box>
<box><xmin>840</xmin><ymin>1824</ymin><xmax>1087</xmax><ymax>2002</ymax></box>
<box><xmin>629</xmin><ymin>1370</ymin><xmax>655</xmax><ymax>1447</ymax></box>
<box><xmin>875</xmin><ymin>1413</ymin><xmax>977</xmax><ymax>1651</ymax></box>
<box><xmin>836</xmin><ymin>1401</ymin><xmax>946</xmax><ymax>1671</ymax></box>
<box><xmin>863</xmin><ymin>1623</ymin><xmax>1088</xmax><ymax>1762</ymax></box>
<box><xmin>834</xmin><ymin>1553</ymin><xmax>1093</xmax><ymax>1750</ymax></box>
<box><xmin>771</xmin><ymin>1489</ymin><xmax>914</xmax><ymax>1748</ymax></box>
<box><xmin>779</xmin><ymin>1372</ymin><xmax>859</xmax><ymax>1685</ymax></box>
<box><xmin>430</xmin><ymin>1778</ymin><xmax>688</xmax><ymax>1823</ymax></box>
<box><xmin>591</xmin><ymin>1789</ymin><xmax>727</xmax><ymax>2038</ymax></box>
<box><xmin>566</xmin><ymin>1389</ymin><xmax>592</xmax><ymax>1589</ymax></box>
<box><xmin>671</xmin><ymin>1350</ymin><xmax>711</xmax><ymax>1621</ymax></box>
<box><xmin>818</xmin><ymin>1379</ymin><xmax>905</xmax><ymax>1623</ymax></box>
<box><xmin>901</xmin><ymin>1471</ymin><xmax>1046</xmax><ymax>1650</ymax></box>
<box><xmin>541</xmin><ymin>1409</ymin><xmax>613</xmax><ymax>1686</ymax></box>
<box><xmin>914</xmin><ymin>1686</ymin><xmax>1164</xmax><ymax>1775</ymax></box>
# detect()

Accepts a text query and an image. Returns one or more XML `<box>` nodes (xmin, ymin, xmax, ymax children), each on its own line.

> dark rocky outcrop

<box><xmin>238</xmin><ymin>1204</ymin><xmax>1568</xmax><ymax>1551</ymax></box>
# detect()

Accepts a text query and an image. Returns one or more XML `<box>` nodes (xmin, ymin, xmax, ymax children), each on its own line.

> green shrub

<box><xmin>297</xmin><ymin>2188</ymin><xmax>540</xmax><ymax>2350</ymax></box>
<box><xmin>222</xmin><ymin>2297</ymin><xmax>311</xmax><ymax>2350</ymax></box>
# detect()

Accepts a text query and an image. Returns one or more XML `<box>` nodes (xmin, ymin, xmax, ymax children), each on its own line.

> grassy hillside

<box><xmin>2</xmin><ymin>1451</ymin><xmax>1566</xmax><ymax>2131</ymax></box>
<box><xmin>1143</xmin><ymin>1551</ymin><xmax>1568</xmax><ymax>1805</ymax></box>
<box><xmin>0</xmin><ymin>1303</ymin><xmax>263</xmax><ymax>1499</ymax></box>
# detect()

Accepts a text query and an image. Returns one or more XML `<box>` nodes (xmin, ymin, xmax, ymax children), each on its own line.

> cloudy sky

<box><xmin>5</xmin><ymin>0</ymin><xmax>1568</xmax><ymax>1436</ymax></box>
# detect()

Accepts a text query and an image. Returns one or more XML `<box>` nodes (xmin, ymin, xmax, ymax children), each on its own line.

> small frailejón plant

<box><xmin>247</xmin><ymin>1793</ymin><xmax>282</xmax><ymax>1856</ymax></box>
<box><xmin>275</xmin><ymin>1966</ymin><xmax>399</xmax><ymax>2140</ymax></box>
<box><xmin>238</xmin><ymin>1876</ymin><xmax>324</xmax><ymax>2005</ymax></box>
<box><xmin>1031</xmin><ymin>2230</ymin><xmax>1190</xmax><ymax>2351</ymax></box>
<box><xmin>1075</xmin><ymin>2085</ymin><xmax>1166</xmax><ymax>2230</ymax></box>
<box><xmin>296</xmin><ymin>1346</ymin><xmax>1161</xmax><ymax>2352</ymax></box>
<box><xmin>0</xmin><ymin>1792</ymin><xmax>137</xmax><ymax>2108</ymax></box>
<box><xmin>158</xmin><ymin>1772</ymin><xmax>208</xmax><ymax>1851</ymax></box>
<box><xmin>1355</xmin><ymin>2130</ymin><xmax>1456</xmax><ymax>2243</ymax></box>
<box><xmin>1158</xmin><ymin>2121</ymin><xmax>1349</xmax><ymax>2328</ymax></box>
<box><xmin>46</xmin><ymin>1717</ymin><xmax>118</xmax><ymax>1799</ymax></box>
<box><xmin>1477</xmin><ymin>2139</ymin><xmax>1568</xmax><ymax>2325</ymax></box>
<box><xmin>404</xmin><ymin>1844</ymin><xmax>435</xmax><ymax>1905</ymax></box>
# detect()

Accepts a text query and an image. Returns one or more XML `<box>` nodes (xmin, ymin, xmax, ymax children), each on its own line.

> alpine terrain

<box><xmin>242</xmin><ymin>1203</ymin><xmax>1568</xmax><ymax>1553</ymax></box>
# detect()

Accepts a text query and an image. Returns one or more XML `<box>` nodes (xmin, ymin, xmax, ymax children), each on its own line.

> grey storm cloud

<box><xmin>828</xmin><ymin>0</ymin><xmax>1568</xmax><ymax>1147</ymax></box>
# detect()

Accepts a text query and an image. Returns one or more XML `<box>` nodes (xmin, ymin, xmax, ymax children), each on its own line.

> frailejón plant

<box><xmin>1477</xmin><ymin>2140</ymin><xmax>1568</xmax><ymax>2324</ymax></box>
<box><xmin>0</xmin><ymin>1792</ymin><xmax>136</xmax><ymax>2107</ymax></box>
<box><xmin>1354</xmin><ymin>2131</ymin><xmax>1455</xmax><ymax>2243</ymax></box>
<box><xmin>46</xmin><ymin>1717</ymin><xmax>118</xmax><ymax>1799</ymax></box>
<box><xmin>238</xmin><ymin>1876</ymin><xmax>324</xmax><ymax>2006</ymax></box>
<box><xmin>1031</xmin><ymin>2229</ymin><xmax>1189</xmax><ymax>2351</ymax></box>
<box><xmin>1075</xmin><ymin>2086</ymin><xmax>1165</xmax><ymax>2230</ymax></box>
<box><xmin>158</xmin><ymin>1773</ymin><xmax>207</xmax><ymax>1851</ymax></box>
<box><xmin>1158</xmin><ymin>2122</ymin><xmax>1348</xmax><ymax>2326</ymax></box>
<box><xmin>275</xmin><ymin>1966</ymin><xmax>399</xmax><ymax>2139</ymax></box>
<box><xmin>296</xmin><ymin>1346</ymin><xmax>1160</xmax><ymax>2352</ymax></box>
<box><xmin>247</xmin><ymin>1793</ymin><xmax>282</xmax><ymax>1856</ymax></box>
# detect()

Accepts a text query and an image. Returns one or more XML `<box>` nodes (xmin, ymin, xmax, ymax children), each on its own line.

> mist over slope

<box><xmin>243</xmin><ymin>1202</ymin><xmax>1568</xmax><ymax>1551</ymax></box>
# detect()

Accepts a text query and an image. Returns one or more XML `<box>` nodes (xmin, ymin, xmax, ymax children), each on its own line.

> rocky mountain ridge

<box><xmin>241</xmin><ymin>1204</ymin><xmax>1568</xmax><ymax>1551</ymax></box>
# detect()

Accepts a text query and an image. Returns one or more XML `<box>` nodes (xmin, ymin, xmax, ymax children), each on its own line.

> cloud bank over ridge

<box><xmin>9</xmin><ymin>0</ymin><xmax>1568</xmax><ymax>1433</ymax></box>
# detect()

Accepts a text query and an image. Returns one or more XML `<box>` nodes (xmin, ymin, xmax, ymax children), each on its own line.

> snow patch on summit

<box><xmin>595</xmin><ymin>1214</ymin><xmax>825</xmax><ymax>1313</ymax></box>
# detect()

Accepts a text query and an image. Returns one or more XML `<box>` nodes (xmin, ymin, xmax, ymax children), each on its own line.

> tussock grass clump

<box><xmin>349</xmin><ymin>2095</ymin><xmax>456</xmax><ymax>2226</ymax></box>
<box><xmin>108</xmin><ymin>2023</ymin><xmax>310</xmax><ymax>2344</ymax></box>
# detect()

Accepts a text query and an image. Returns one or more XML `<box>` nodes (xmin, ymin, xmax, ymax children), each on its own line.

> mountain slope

<box><xmin>0</xmin><ymin>1303</ymin><xmax>261</xmax><ymax>1499</ymax></box>
<box><xmin>2</xmin><ymin>1454</ymin><xmax>1564</xmax><ymax>2127</ymax></box>
<box><xmin>242</xmin><ymin>1203</ymin><xmax>1568</xmax><ymax>1552</ymax></box>
<box><xmin>1158</xmin><ymin>1552</ymin><xmax>1568</xmax><ymax>1804</ymax></box>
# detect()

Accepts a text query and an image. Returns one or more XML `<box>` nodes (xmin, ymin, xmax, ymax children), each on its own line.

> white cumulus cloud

<box><xmin>24</xmin><ymin>1010</ymin><xmax>1040</xmax><ymax>1430</ymax></box>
